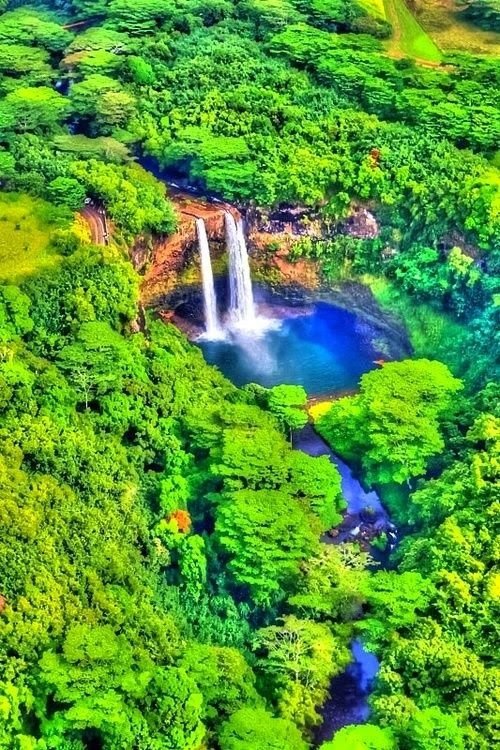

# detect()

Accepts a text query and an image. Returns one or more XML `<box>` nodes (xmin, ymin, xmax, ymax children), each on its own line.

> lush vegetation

<box><xmin>315</xmin><ymin>366</ymin><xmax>500</xmax><ymax>750</ymax></box>
<box><xmin>460</xmin><ymin>0</ymin><xmax>500</xmax><ymax>32</ymax></box>
<box><xmin>0</xmin><ymin>0</ymin><xmax>496</xmax><ymax>386</ymax></box>
<box><xmin>0</xmin><ymin>241</ymin><xmax>354</xmax><ymax>748</ymax></box>
<box><xmin>0</xmin><ymin>1</ymin><xmax>498</xmax><ymax>750</ymax></box>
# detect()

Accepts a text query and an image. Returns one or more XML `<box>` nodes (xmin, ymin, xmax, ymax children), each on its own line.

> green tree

<box><xmin>219</xmin><ymin>707</ymin><xmax>308</xmax><ymax>750</ymax></box>
<box><xmin>317</xmin><ymin>360</ymin><xmax>463</xmax><ymax>485</ymax></box>
<box><xmin>47</xmin><ymin>177</ymin><xmax>86</xmax><ymax>211</ymax></box>
<box><xmin>0</xmin><ymin>286</ymin><xmax>33</xmax><ymax>343</ymax></box>
<box><xmin>404</xmin><ymin>707</ymin><xmax>465</xmax><ymax>750</ymax></box>
<box><xmin>321</xmin><ymin>724</ymin><xmax>396</xmax><ymax>749</ymax></box>
<box><xmin>289</xmin><ymin>544</ymin><xmax>370</xmax><ymax>621</ymax></box>
<box><xmin>70</xmin><ymin>74</ymin><xmax>137</xmax><ymax>134</ymax></box>
<box><xmin>254</xmin><ymin>615</ymin><xmax>350</xmax><ymax>729</ymax></box>
<box><xmin>57</xmin><ymin>321</ymin><xmax>143</xmax><ymax>408</ymax></box>
<box><xmin>238</xmin><ymin>0</ymin><xmax>303</xmax><ymax>40</ymax></box>
<box><xmin>362</xmin><ymin>571</ymin><xmax>435</xmax><ymax>646</ymax></box>
<box><xmin>69</xmin><ymin>160</ymin><xmax>177</xmax><ymax>236</ymax></box>
<box><xmin>0</xmin><ymin>9</ymin><xmax>72</xmax><ymax>52</ymax></box>
<box><xmin>286</xmin><ymin>450</ymin><xmax>343</xmax><ymax>530</ymax></box>
<box><xmin>180</xmin><ymin>643</ymin><xmax>261</xmax><ymax>731</ymax></box>
<box><xmin>39</xmin><ymin>625</ymin><xmax>205</xmax><ymax>749</ymax></box>
<box><xmin>0</xmin><ymin>44</ymin><xmax>53</xmax><ymax>86</ymax></box>
<box><xmin>268</xmin><ymin>384</ymin><xmax>308</xmax><ymax>438</ymax></box>
<box><xmin>2</xmin><ymin>87</ymin><xmax>68</xmax><ymax>134</ymax></box>
<box><xmin>215</xmin><ymin>488</ymin><xmax>319</xmax><ymax>606</ymax></box>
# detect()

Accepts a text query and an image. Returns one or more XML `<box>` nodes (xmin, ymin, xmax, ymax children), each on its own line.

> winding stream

<box><xmin>295</xmin><ymin>425</ymin><xmax>395</xmax><ymax>743</ymax></box>
<box><xmin>315</xmin><ymin>639</ymin><xmax>380</xmax><ymax>742</ymax></box>
<box><xmin>184</xmin><ymin>284</ymin><xmax>402</xmax><ymax>741</ymax></box>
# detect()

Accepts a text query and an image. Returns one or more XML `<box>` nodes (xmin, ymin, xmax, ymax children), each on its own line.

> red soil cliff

<box><xmin>138</xmin><ymin>194</ymin><xmax>239</xmax><ymax>306</ymax></box>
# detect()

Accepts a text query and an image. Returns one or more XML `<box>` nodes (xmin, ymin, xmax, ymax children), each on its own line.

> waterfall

<box><xmin>225</xmin><ymin>212</ymin><xmax>256</xmax><ymax>328</ymax></box>
<box><xmin>196</xmin><ymin>218</ymin><xmax>221</xmax><ymax>338</ymax></box>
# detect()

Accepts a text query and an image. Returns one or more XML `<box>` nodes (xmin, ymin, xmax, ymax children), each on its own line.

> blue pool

<box><xmin>198</xmin><ymin>291</ymin><xmax>388</xmax><ymax>395</ymax></box>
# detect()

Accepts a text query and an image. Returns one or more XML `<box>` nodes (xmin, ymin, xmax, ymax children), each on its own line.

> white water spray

<box><xmin>225</xmin><ymin>212</ymin><xmax>256</xmax><ymax>328</ymax></box>
<box><xmin>196</xmin><ymin>218</ymin><xmax>222</xmax><ymax>339</ymax></box>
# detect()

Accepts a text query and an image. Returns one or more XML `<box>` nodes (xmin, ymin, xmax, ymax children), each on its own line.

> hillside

<box><xmin>0</xmin><ymin>2</ymin><xmax>498</xmax><ymax>750</ymax></box>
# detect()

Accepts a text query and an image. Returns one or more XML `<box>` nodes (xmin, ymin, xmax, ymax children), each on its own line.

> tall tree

<box><xmin>317</xmin><ymin>360</ymin><xmax>463</xmax><ymax>485</ymax></box>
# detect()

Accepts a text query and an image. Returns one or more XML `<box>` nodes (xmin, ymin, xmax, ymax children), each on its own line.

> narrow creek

<box><xmin>295</xmin><ymin>425</ymin><xmax>397</xmax><ymax>743</ymax></box>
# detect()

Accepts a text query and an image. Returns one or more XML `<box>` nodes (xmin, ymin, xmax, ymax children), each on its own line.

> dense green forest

<box><xmin>0</xmin><ymin>1</ymin><xmax>498</xmax><ymax>749</ymax></box>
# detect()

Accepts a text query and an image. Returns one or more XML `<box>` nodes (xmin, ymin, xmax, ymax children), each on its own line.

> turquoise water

<box><xmin>198</xmin><ymin>297</ymin><xmax>384</xmax><ymax>395</ymax></box>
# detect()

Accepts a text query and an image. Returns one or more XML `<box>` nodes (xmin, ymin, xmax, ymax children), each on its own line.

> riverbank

<box><xmin>363</xmin><ymin>275</ymin><xmax>469</xmax><ymax>379</ymax></box>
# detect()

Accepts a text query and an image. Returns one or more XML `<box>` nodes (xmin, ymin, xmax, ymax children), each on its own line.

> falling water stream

<box><xmin>196</xmin><ymin>218</ymin><xmax>222</xmax><ymax>338</ymax></box>
<box><xmin>225</xmin><ymin>212</ymin><xmax>256</xmax><ymax>328</ymax></box>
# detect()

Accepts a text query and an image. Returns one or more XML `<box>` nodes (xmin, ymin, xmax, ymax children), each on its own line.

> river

<box><xmin>185</xmin><ymin>285</ymin><xmax>401</xmax><ymax>742</ymax></box>
<box><xmin>295</xmin><ymin>425</ymin><xmax>397</xmax><ymax>743</ymax></box>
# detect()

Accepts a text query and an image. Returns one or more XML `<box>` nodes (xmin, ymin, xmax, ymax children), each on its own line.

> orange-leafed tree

<box><xmin>170</xmin><ymin>509</ymin><xmax>191</xmax><ymax>533</ymax></box>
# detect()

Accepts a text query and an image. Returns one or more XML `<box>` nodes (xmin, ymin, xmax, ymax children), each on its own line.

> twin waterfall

<box><xmin>196</xmin><ymin>212</ymin><xmax>256</xmax><ymax>337</ymax></box>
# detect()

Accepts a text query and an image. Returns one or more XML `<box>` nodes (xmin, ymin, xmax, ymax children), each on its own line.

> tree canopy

<box><xmin>0</xmin><ymin>1</ymin><xmax>497</xmax><ymax>749</ymax></box>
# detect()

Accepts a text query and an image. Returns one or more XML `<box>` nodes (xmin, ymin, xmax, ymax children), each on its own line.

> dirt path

<box><xmin>80</xmin><ymin>205</ymin><xmax>108</xmax><ymax>245</ymax></box>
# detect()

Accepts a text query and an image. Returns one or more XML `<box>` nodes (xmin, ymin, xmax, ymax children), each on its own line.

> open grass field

<box><xmin>384</xmin><ymin>0</ymin><xmax>443</xmax><ymax>63</ymax></box>
<box><xmin>0</xmin><ymin>193</ymin><xmax>68</xmax><ymax>284</ymax></box>
<box><xmin>415</xmin><ymin>0</ymin><xmax>500</xmax><ymax>55</ymax></box>
<box><xmin>358</xmin><ymin>0</ymin><xmax>388</xmax><ymax>19</ymax></box>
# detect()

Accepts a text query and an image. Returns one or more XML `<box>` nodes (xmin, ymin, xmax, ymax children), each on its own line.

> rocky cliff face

<box><xmin>248</xmin><ymin>229</ymin><xmax>321</xmax><ymax>290</ymax></box>
<box><xmin>245</xmin><ymin>204</ymin><xmax>380</xmax><ymax>290</ymax></box>
<box><xmin>136</xmin><ymin>194</ymin><xmax>239</xmax><ymax>306</ymax></box>
<box><xmin>136</xmin><ymin>195</ymin><xmax>381</xmax><ymax>308</ymax></box>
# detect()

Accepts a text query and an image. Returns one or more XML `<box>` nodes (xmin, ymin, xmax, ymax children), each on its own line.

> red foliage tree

<box><xmin>170</xmin><ymin>509</ymin><xmax>191</xmax><ymax>533</ymax></box>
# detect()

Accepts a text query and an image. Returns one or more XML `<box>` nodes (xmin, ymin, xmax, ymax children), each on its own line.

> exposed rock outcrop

<box><xmin>246</xmin><ymin>204</ymin><xmax>326</xmax><ymax>238</ymax></box>
<box><xmin>248</xmin><ymin>230</ymin><xmax>321</xmax><ymax>290</ymax></box>
<box><xmin>135</xmin><ymin>194</ymin><xmax>383</xmax><ymax>308</ymax></box>
<box><xmin>341</xmin><ymin>206</ymin><xmax>379</xmax><ymax>239</ymax></box>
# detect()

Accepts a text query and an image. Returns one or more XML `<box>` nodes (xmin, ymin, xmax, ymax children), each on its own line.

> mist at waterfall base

<box><xmin>198</xmin><ymin>288</ymin><xmax>381</xmax><ymax>393</ymax></box>
<box><xmin>191</xmin><ymin>212</ymin><xmax>385</xmax><ymax>392</ymax></box>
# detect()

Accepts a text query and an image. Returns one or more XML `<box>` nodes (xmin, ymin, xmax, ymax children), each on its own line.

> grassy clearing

<box><xmin>416</xmin><ymin>0</ymin><xmax>500</xmax><ymax>55</ymax></box>
<box><xmin>0</xmin><ymin>193</ymin><xmax>70</xmax><ymax>284</ymax></box>
<box><xmin>358</xmin><ymin>0</ymin><xmax>388</xmax><ymax>20</ymax></box>
<box><xmin>364</xmin><ymin>275</ymin><xmax>468</xmax><ymax>375</ymax></box>
<box><xmin>384</xmin><ymin>0</ymin><xmax>443</xmax><ymax>63</ymax></box>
